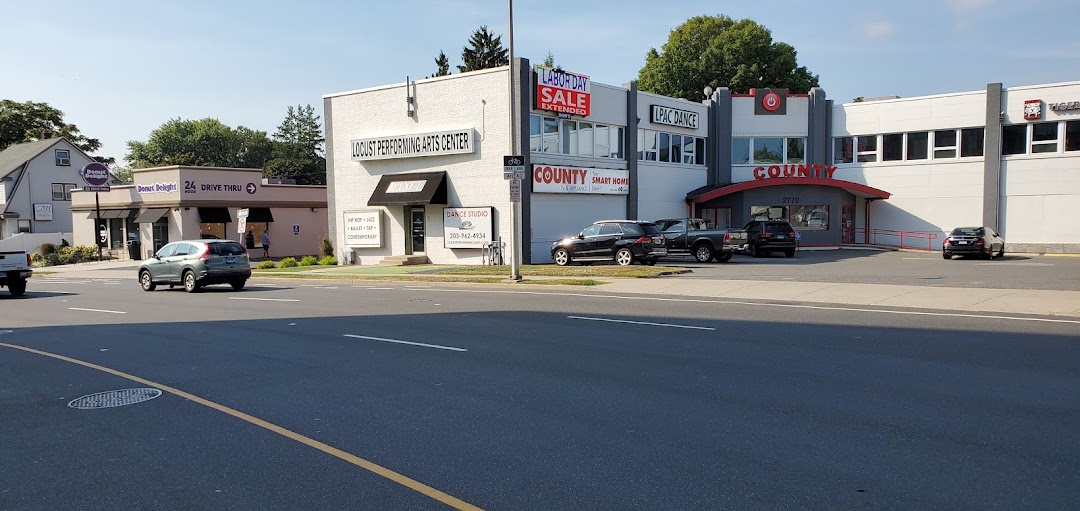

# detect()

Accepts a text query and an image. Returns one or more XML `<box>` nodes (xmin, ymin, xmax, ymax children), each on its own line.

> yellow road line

<box><xmin>0</xmin><ymin>342</ymin><xmax>483</xmax><ymax>511</ymax></box>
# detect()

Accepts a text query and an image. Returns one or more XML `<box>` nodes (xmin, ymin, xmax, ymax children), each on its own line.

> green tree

<box><xmin>126</xmin><ymin>118</ymin><xmax>272</xmax><ymax>169</ymax></box>
<box><xmin>264</xmin><ymin>105</ymin><xmax>325</xmax><ymax>185</ymax></box>
<box><xmin>543</xmin><ymin>51</ymin><xmax>555</xmax><ymax>68</ymax></box>
<box><xmin>110</xmin><ymin>164</ymin><xmax>133</xmax><ymax>184</ymax></box>
<box><xmin>434</xmin><ymin>50</ymin><xmax>451</xmax><ymax>77</ymax></box>
<box><xmin>0</xmin><ymin>99</ymin><xmax>113</xmax><ymax>163</ymax></box>
<box><xmin>637</xmin><ymin>15</ymin><xmax>819</xmax><ymax>100</ymax></box>
<box><xmin>458</xmin><ymin>25</ymin><xmax>508</xmax><ymax>72</ymax></box>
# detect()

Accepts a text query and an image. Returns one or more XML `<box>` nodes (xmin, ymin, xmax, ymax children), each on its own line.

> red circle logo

<box><xmin>762</xmin><ymin>92</ymin><xmax>781</xmax><ymax>112</ymax></box>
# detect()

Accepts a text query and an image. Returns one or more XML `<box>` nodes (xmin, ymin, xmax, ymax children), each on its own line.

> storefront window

<box><xmin>750</xmin><ymin>206</ymin><xmax>788</xmax><ymax>221</ymax></box>
<box><xmin>1067</xmin><ymin>121</ymin><xmax>1080</xmax><ymax>152</ymax></box>
<box><xmin>658</xmin><ymin>133</ymin><xmax>670</xmax><ymax>162</ymax></box>
<box><xmin>857</xmin><ymin>135</ymin><xmax>878</xmax><ymax>162</ymax></box>
<box><xmin>833</xmin><ymin>137</ymin><xmax>854</xmax><ymax>164</ymax></box>
<box><xmin>883</xmin><ymin>133</ymin><xmax>904</xmax><ymax>161</ymax></box>
<box><xmin>907</xmin><ymin>132</ymin><xmax>928</xmax><ymax>160</ymax></box>
<box><xmin>578</xmin><ymin>122</ymin><xmax>593</xmax><ymax>157</ymax></box>
<box><xmin>754</xmin><ymin>138</ymin><xmax>783</xmax><ymax>164</ymax></box>
<box><xmin>670</xmin><ymin>134</ymin><xmax>682</xmax><ymax>163</ymax></box>
<box><xmin>1031</xmin><ymin>122</ymin><xmax>1058</xmax><ymax>153</ymax></box>
<box><xmin>643</xmin><ymin>130</ymin><xmax>658</xmax><ymax>161</ymax></box>
<box><xmin>543</xmin><ymin>118</ymin><xmax>559</xmax><ymax>153</ymax></box>
<box><xmin>109</xmin><ymin>218</ymin><xmax>125</xmax><ymax>249</ymax></box>
<box><xmin>960</xmin><ymin>128</ymin><xmax>984</xmax><ymax>157</ymax></box>
<box><xmin>529</xmin><ymin>115</ymin><xmax>542</xmax><ymax>153</ymax></box>
<box><xmin>1002</xmin><ymin>125</ymin><xmax>1027</xmax><ymax>155</ymax></box>
<box><xmin>594</xmin><ymin>125</ymin><xmax>609</xmax><ymax>158</ymax></box>
<box><xmin>732</xmin><ymin>138</ymin><xmax>750</xmax><ymax>164</ymax></box>
<box><xmin>200</xmin><ymin>223</ymin><xmax>226</xmax><ymax>240</ymax></box>
<box><xmin>789</xmin><ymin>205</ymin><xmax>829</xmax><ymax>231</ymax></box>
<box><xmin>613</xmin><ymin>127</ymin><xmax>625</xmax><ymax>158</ymax></box>
<box><xmin>699</xmin><ymin>208</ymin><xmax>731</xmax><ymax>229</ymax></box>
<box><xmin>562</xmin><ymin>121</ymin><xmax>578</xmax><ymax>155</ymax></box>
<box><xmin>786</xmin><ymin>138</ymin><xmax>806</xmax><ymax>164</ymax></box>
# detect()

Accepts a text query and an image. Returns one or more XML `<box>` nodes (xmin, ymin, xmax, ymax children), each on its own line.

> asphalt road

<box><xmin>1</xmin><ymin>277</ymin><xmax>1078</xmax><ymax>510</ymax></box>
<box><xmin>662</xmin><ymin>249</ymin><xmax>1080</xmax><ymax>291</ymax></box>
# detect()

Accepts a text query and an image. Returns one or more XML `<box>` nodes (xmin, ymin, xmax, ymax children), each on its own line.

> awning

<box><xmin>246</xmin><ymin>207</ymin><xmax>274</xmax><ymax>223</ymax></box>
<box><xmin>367</xmin><ymin>171</ymin><xmax>448</xmax><ymax>206</ymax></box>
<box><xmin>198</xmin><ymin>207</ymin><xmax>233</xmax><ymax>223</ymax></box>
<box><xmin>687</xmin><ymin>177</ymin><xmax>892</xmax><ymax>204</ymax></box>
<box><xmin>134</xmin><ymin>208</ymin><xmax>169</xmax><ymax>223</ymax></box>
<box><xmin>84</xmin><ymin>209</ymin><xmax>136</xmax><ymax>219</ymax></box>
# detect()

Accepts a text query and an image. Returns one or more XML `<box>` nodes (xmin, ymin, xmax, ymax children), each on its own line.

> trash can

<box><xmin>127</xmin><ymin>240</ymin><xmax>142</xmax><ymax>260</ymax></box>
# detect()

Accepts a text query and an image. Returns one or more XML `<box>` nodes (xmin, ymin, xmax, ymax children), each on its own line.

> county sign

<box><xmin>80</xmin><ymin>162</ymin><xmax>111</xmax><ymax>192</ymax></box>
<box><xmin>535</xmin><ymin>66</ymin><xmax>591</xmax><ymax>117</ymax></box>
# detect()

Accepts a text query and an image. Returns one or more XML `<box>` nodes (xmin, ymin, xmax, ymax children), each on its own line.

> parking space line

<box><xmin>228</xmin><ymin>297</ymin><xmax>301</xmax><ymax>302</ymax></box>
<box><xmin>343</xmin><ymin>334</ymin><xmax>468</xmax><ymax>352</ymax></box>
<box><xmin>68</xmin><ymin>307</ymin><xmax>126</xmax><ymax>314</ymax></box>
<box><xmin>568</xmin><ymin>315</ymin><xmax>715</xmax><ymax>331</ymax></box>
<box><xmin>0</xmin><ymin>342</ymin><xmax>482</xmax><ymax>511</ymax></box>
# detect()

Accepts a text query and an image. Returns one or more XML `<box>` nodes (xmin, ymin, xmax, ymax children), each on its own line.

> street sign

<box><xmin>237</xmin><ymin>217</ymin><xmax>247</xmax><ymax>234</ymax></box>
<box><xmin>503</xmin><ymin>171</ymin><xmax>526</xmax><ymax>180</ymax></box>
<box><xmin>503</xmin><ymin>155</ymin><xmax>525</xmax><ymax>172</ymax></box>
<box><xmin>80</xmin><ymin>162</ymin><xmax>111</xmax><ymax>193</ymax></box>
<box><xmin>509</xmin><ymin>178</ymin><xmax>521</xmax><ymax>203</ymax></box>
<box><xmin>237</xmin><ymin>208</ymin><xmax>250</xmax><ymax>219</ymax></box>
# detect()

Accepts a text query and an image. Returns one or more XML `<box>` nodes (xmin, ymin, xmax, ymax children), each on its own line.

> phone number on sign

<box><xmin>448</xmin><ymin>232</ymin><xmax>489</xmax><ymax>239</ymax></box>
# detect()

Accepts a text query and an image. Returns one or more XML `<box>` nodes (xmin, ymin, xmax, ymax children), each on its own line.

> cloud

<box><xmin>861</xmin><ymin>21</ymin><xmax>896</xmax><ymax>38</ymax></box>
<box><xmin>946</xmin><ymin>0</ymin><xmax>994</xmax><ymax>28</ymax></box>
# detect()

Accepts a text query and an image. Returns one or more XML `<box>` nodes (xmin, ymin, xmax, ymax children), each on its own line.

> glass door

<box><xmin>841</xmin><ymin>205</ymin><xmax>855</xmax><ymax>244</ymax></box>
<box><xmin>409</xmin><ymin>207</ymin><xmax>425</xmax><ymax>254</ymax></box>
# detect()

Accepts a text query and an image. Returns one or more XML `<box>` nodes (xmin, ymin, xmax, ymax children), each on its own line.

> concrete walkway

<box><xmin>34</xmin><ymin>260</ymin><xmax>1080</xmax><ymax>317</ymax></box>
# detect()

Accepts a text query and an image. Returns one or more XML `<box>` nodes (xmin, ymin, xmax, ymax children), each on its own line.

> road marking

<box><xmin>228</xmin><ymin>297</ymin><xmax>301</xmax><ymax>302</ymax></box>
<box><xmin>366</xmin><ymin>287</ymin><xmax>394</xmax><ymax>290</ymax></box>
<box><xmin>68</xmin><ymin>307</ymin><xmax>126</xmax><ymax>314</ymax></box>
<box><xmin>343</xmin><ymin>334</ymin><xmax>467</xmax><ymax>352</ymax></box>
<box><xmin>0</xmin><ymin>342</ymin><xmax>482</xmax><ymax>511</ymax></box>
<box><xmin>902</xmin><ymin>258</ymin><xmax>935</xmax><ymax>261</ymax></box>
<box><xmin>975</xmin><ymin>262</ymin><xmax>1052</xmax><ymax>267</ymax></box>
<box><xmin>568</xmin><ymin>316</ymin><xmax>715</xmax><ymax>331</ymax></box>
<box><xmin>406</xmin><ymin>286</ymin><xmax>433</xmax><ymax>289</ymax></box>
<box><xmin>426</xmin><ymin>288</ymin><xmax>1080</xmax><ymax>325</ymax></box>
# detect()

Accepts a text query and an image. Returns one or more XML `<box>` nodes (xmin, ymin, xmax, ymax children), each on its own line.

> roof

<box><xmin>688</xmin><ymin>177</ymin><xmax>892</xmax><ymax>203</ymax></box>
<box><xmin>0</xmin><ymin>139</ymin><xmax>64</xmax><ymax>179</ymax></box>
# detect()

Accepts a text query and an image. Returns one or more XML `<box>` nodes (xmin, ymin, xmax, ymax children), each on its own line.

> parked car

<box><xmin>942</xmin><ymin>226</ymin><xmax>1004</xmax><ymax>260</ymax></box>
<box><xmin>743</xmin><ymin>220</ymin><xmax>798</xmax><ymax>258</ymax></box>
<box><xmin>653</xmin><ymin>218</ymin><xmax>748</xmax><ymax>263</ymax></box>
<box><xmin>0</xmin><ymin>250</ymin><xmax>32</xmax><ymax>296</ymax></box>
<box><xmin>138</xmin><ymin>240</ymin><xmax>251</xmax><ymax>292</ymax></box>
<box><xmin>551</xmin><ymin>220</ymin><xmax>667</xmax><ymax>266</ymax></box>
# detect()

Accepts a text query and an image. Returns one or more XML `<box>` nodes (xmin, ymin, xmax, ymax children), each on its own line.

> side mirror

<box><xmin>577</xmin><ymin>234</ymin><xmax>585</xmax><ymax>240</ymax></box>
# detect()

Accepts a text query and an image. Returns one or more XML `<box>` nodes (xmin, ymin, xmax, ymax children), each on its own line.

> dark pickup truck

<box><xmin>654</xmin><ymin>218</ymin><xmax>748</xmax><ymax>263</ymax></box>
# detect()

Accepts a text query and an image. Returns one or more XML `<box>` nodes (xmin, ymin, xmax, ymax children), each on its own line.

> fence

<box><xmin>0</xmin><ymin>232</ymin><xmax>73</xmax><ymax>254</ymax></box>
<box><xmin>847</xmin><ymin>228</ymin><xmax>939</xmax><ymax>252</ymax></box>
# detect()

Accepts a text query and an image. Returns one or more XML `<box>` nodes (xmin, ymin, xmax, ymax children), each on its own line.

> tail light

<box><xmin>634</xmin><ymin>236</ymin><xmax>651</xmax><ymax>244</ymax></box>
<box><xmin>723</xmin><ymin>233</ymin><xmax>731</xmax><ymax>242</ymax></box>
<box><xmin>199</xmin><ymin>245</ymin><xmax>212</xmax><ymax>260</ymax></box>
<box><xmin>975</xmin><ymin>239</ymin><xmax>985</xmax><ymax>245</ymax></box>
<box><xmin>763</xmin><ymin>231</ymin><xmax>774</xmax><ymax>237</ymax></box>
<box><xmin>27</xmin><ymin>254</ymin><xmax>32</xmax><ymax>266</ymax></box>
<box><xmin>788</xmin><ymin>232</ymin><xmax>796</xmax><ymax>237</ymax></box>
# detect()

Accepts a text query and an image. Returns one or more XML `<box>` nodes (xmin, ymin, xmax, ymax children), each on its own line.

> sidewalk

<box><xmin>35</xmin><ymin>260</ymin><xmax>1080</xmax><ymax>317</ymax></box>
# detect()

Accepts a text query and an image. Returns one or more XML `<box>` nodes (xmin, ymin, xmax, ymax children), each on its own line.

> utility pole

<box><xmin>508</xmin><ymin>0</ymin><xmax>522</xmax><ymax>281</ymax></box>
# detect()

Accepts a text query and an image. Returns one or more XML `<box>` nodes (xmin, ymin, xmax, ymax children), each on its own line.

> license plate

<box><xmin>775</xmin><ymin>235</ymin><xmax>785</xmax><ymax>239</ymax></box>
<box><xmin>226</xmin><ymin>256</ymin><xmax>236</xmax><ymax>263</ymax></box>
<box><xmin>956</xmin><ymin>241</ymin><xmax>967</xmax><ymax>245</ymax></box>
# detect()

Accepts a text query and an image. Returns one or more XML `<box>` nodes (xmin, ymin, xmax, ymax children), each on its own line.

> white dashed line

<box><xmin>343</xmin><ymin>334</ymin><xmax>467</xmax><ymax>352</ymax></box>
<box><xmin>567</xmin><ymin>316</ymin><xmax>716</xmax><ymax>331</ymax></box>
<box><xmin>68</xmin><ymin>307</ymin><xmax>127</xmax><ymax>314</ymax></box>
<box><xmin>228</xmin><ymin>297</ymin><xmax>301</xmax><ymax>302</ymax></box>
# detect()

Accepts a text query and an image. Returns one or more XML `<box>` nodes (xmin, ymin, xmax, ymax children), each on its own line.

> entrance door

<box><xmin>408</xmin><ymin>207</ymin><xmax>425</xmax><ymax>254</ymax></box>
<box><xmin>841</xmin><ymin>205</ymin><xmax>855</xmax><ymax>244</ymax></box>
<box><xmin>152</xmin><ymin>219</ymin><xmax>170</xmax><ymax>255</ymax></box>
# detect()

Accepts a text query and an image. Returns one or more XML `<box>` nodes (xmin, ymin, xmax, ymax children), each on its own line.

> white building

<box><xmin>324</xmin><ymin>59</ymin><xmax>1080</xmax><ymax>264</ymax></box>
<box><xmin>0</xmin><ymin>138</ymin><xmax>99</xmax><ymax>239</ymax></box>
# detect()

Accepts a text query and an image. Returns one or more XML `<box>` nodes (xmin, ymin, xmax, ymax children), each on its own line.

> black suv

<box><xmin>551</xmin><ymin>220</ymin><xmax>667</xmax><ymax>266</ymax></box>
<box><xmin>743</xmin><ymin>220</ymin><xmax>798</xmax><ymax>258</ymax></box>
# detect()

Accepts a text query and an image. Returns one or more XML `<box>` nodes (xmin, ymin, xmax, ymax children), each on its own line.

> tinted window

<box><xmin>599</xmin><ymin>223</ymin><xmax>621</xmax><ymax>236</ymax></box>
<box><xmin>766</xmin><ymin>222</ymin><xmax>793</xmax><ymax>232</ymax></box>
<box><xmin>1002</xmin><ymin>125</ymin><xmax>1027</xmax><ymax>155</ymax></box>
<box><xmin>1067</xmin><ymin>121</ymin><xmax>1080</xmax><ymax>152</ymax></box>
<box><xmin>950</xmin><ymin>227</ymin><xmax>981</xmax><ymax>236</ymax></box>
<box><xmin>581</xmin><ymin>224</ymin><xmax>602</xmax><ymax>237</ymax></box>
<box><xmin>211</xmin><ymin>242</ymin><xmax>245</xmax><ymax>256</ymax></box>
<box><xmin>961</xmin><ymin>128</ymin><xmax>984</xmax><ymax>157</ymax></box>
<box><xmin>662</xmin><ymin>220</ymin><xmax>686</xmax><ymax>232</ymax></box>
<box><xmin>907</xmin><ymin>132</ymin><xmax>928</xmax><ymax>160</ymax></box>
<box><xmin>882</xmin><ymin>134</ymin><xmax>904</xmax><ymax>161</ymax></box>
<box><xmin>636</xmin><ymin>223</ymin><xmax>661</xmax><ymax>235</ymax></box>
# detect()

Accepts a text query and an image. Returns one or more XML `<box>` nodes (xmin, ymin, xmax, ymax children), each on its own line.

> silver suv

<box><xmin>138</xmin><ymin>240</ymin><xmax>251</xmax><ymax>293</ymax></box>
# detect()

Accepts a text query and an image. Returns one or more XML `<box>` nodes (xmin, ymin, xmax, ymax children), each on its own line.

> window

<box><xmin>957</xmin><ymin>128</ymin><xmax>984</xmax><ymax>157</ymax></box>
<box><xmin>682</xmin><ymin>136</ymin><xmax>695</xmax><ymax>164</ymax></box>
<box><xmin>754</xmin><ymin>138</ymin><xmax>784</xmax><ymax>164</ymax></box>
<box><xmin>695</xmin><ymin>137</ymin><xmax>706</xmax><ymax>165</ymax></box>
<box><xmin>18</xmin><ymin>220</ymin><xmax>31</xmax><ymax>233</ymax></box>
<box><xmin>578</xmin><ymin>122</ymin><xmax>593</xmax><ymax>157</ymax></box>
<box><xmin>1067</xmin><ymin>121</ymin><xmax>1080</xmax><ymax>152</ymax></box>
<box><xmin>857</xmin><ymin>135</ymin><xmax>878</xmax><ymax>163</ymax></box>
<box><xmin>882</xmin><ymin>134</ymin><xmax>904</xmax><ymax>161</ymax></box>
<box><xmin>750</xmin><ymin>206</ymin><xmax>788</xmax><ymax>221</ymax></box>
<box><xmin>55</xmin><ymin>149</ymin><xmax>70</xmax><ymax>166</ymax></box>
<box><xmin>907</xmin><ymin>132</ymin><xmax>928</xmax><ymax>160</ymax></box>
<box><xmin>543</xmin><ymin>118</ymin><xmax>559</xmax><ymax>153</ymax></box>
<box><xmin>670</xmin><ymin>134</ymin><xmax>682</xmax><ymax>163</ymax></box>
<box><xmin>834</xmin><ymin>137</ymin><xmax>854</xmax><ymax>164</ymax></box>
<box><xmin>594</xmin><ymin>125</ymin><xmax>609</xmax><ymax>158</ymax></box>
<box><xmin>732</xmin><ymin>138</ymin><xmax>751</xmax><ymax>164</ymax></box>
<box><xmin>612</xmin><ymin>127</ymin><xmax>625</xmax><ymax>158</ymax></box>
<box><xmin>642</xmin><ymin>130</ymin><xmax>658</xmax><ymax>161</ymax></box>
<box><xmin>52</xmin><ymin>183</ymin><xmax>77</xmax><ymax>201</ymax></box>
<box><xmin>699</xmin><ymin>208</ymin><xmax>731</xmax><ymax>229</ymax></box>
<box><xmin>581</xmin><ymin>224</ymin><xmax>602</xmax><ymax>237</ymax></box>
<box><xmin>933</xmin><ymin>130</ymin><xmax>957</xmax><ymax>159</ymax></box>
<box><xmin>1031</xmin><ymin>122</ymin><xmax>1058</xmax><ymax>153</ymax></box>
<box><xmin>562</xmin><ymin>121</ymin><xmax>578</xmax><ymax>155</ymax></box>
<box><xmin>156</xmin><ymin>243</ymin><xmax>177</xmax><ymax>258</ymax></box>
<box><xmin>658</xmin><ymin>132</ymin><xmax>670</xmax><ymax>162</ymax></box>
<box><xmin>529</xmin><ymin>115</ymin><xmax>542</xmax><ymax>152</ymax></box>
<box><xmin>786</xmin><ymin>138</ymin><xmax>806</xmax><ymax>164</ymax></box>
<box><xmin>789</xmin><ymin>205</ymin><xmax>829</xmax><ymax>231</ymax></box>
<box><xmin>1002</xmin><ymin>125</ymin><xmax>1027</xmax><ymax>155</ymax></box>
<box><xmin>599</xmin><ymin>223</ymin><xmax>621</xmax><ymax>236</ymax></box>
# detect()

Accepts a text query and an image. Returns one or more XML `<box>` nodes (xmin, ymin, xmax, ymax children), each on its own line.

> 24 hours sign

<box><xmin>443</xmin><ymin>207</ymin><xmax>493</xmax><ymax>249</ymax></box>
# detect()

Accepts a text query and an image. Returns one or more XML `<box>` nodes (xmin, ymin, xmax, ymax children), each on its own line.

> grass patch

<box><xmin>34</xmin><ymin>271</ymin><xmax>56</xmax><ymax>275</ymax></box>
<box><xmin>435</xmin><ymin>264</ymin><xmax>688</xmax><ymax>278</ymax></box>
<box><xmin>325</xmin><ymin>265</ymin><xmax>455</xmax><ymax>275</ymax></box>
<box><xmin>520</xmin><ymin>279</ymin><xmax>606</xmax><ymax>286</ymax></box>
<box><xmin>253</xmin><ymin>264</ymin><xmax>337</xmax><ymax>273</ymax></box>
<box><xmin>252</xmin><ymin>273</ymin><xmax>504</xmax><ymax>284</ymax></box>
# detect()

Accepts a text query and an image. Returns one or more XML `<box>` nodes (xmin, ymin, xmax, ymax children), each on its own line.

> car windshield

<box><xmin>210</xmin><ymin>242</ymin><xmax>245</xmax><ymax>256</ymax></box>
<box><xmin>950</xmin><ymin>228</ymin><xmax>981</xmax><ymax>236</ymax></box>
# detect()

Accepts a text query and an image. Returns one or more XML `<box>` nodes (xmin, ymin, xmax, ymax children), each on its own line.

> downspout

<box><xmin>864</xmin><ymin>198</ymin><xmax>875</xmax><ymax>244</ymax></box>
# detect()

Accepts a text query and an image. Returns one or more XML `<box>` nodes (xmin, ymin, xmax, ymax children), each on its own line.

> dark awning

<box><xmin>246</xmin><ymin>207</ymin><xmax>274</xmax><ymax>223</ymax></box>
<box><xmin>134</xmin><ymin>208</ymin><xmax>169</xmax><ymax>223</ymax></box>
<box><xmin>367</xmin><ymin>171</ymin><xmax>448</xmax><ymax>206</ymax></box>
<box><xmin>198</xmin><ymin>207</ymin><xmax>233</xmax><ymax>223</ymax></box>
<box><xmin>85</xmin><ymin>209</ymin><xmax>135</xmax><ymax>219</ymax></box>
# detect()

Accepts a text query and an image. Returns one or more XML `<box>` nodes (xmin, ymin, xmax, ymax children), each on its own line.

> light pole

<box><xmin>508</xmin><ymin>0</ymin><xmax>522</xmax><ymax>281</ymax></box>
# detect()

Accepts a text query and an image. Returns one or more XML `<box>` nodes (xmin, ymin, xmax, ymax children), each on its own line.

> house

<box><xmin>0</xmin><ymin>138</ymin><xmax>99</xmax><ymax>239</ymax></box>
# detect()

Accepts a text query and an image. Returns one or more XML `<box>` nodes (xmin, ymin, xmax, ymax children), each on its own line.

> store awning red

<box><xmin>687</xmin><ymin>177</ymin><xmax>891</xmax><ymax>204</ymax></box>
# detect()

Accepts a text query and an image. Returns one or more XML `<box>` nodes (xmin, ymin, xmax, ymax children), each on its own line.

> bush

<box><xmin>58</xmin><ymin>247</ymin><xmax>74</xmax><ymax>265</ymax></box>
<box><xmin>39</xmin><ymin>242</ymin><xmax>58</xmax><ymax>256</ymax></box>
<box><xmin>46</xmin><ymin>254</ymin><xmax>60</xmax><ymax>266</ymax></box>
<box><xmin>76</xmin><ymin>245</ymin><xmax>99</xmax><ymax>262</ymax></box>
<box><xmin>278</xmin><ymin>257</ymin><xmax>298</xmax><ymax>268</ymax></box>
<box><xmin>298</xmin><ymin>256</ymin><xmax>318</xmax><ymax>266</ymax></box>
<box><xmin>257</xmin><ymin>260</ymin><xmax>276</xmax><ymax>269</ymax></box>
<box><xmin>31</xmin><ymin>253</ymin><xmax>43</xmax><ymax>264</ymax></box>
<box><xmin>320</xmin><ymin>237</ymin><xmax>334</xmax><ymax>258</ymax></box>
<box><xmin>318</xmin><ymin>256</ymin><xmax>338</xmax><ymax>266</ymax></box>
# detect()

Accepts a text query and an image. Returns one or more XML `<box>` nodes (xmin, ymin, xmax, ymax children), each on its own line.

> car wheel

<box><xmin>553</xmin><ymin>248</ymin><xmax>571</xmax><ymax>266</ymax></box>
<box><xmin>615</xmin><ymin>248</ymin><xmax>634</xmax><ymax>266</ymax></box>
<box><xmin>943</xmin><ymin>252</ymin><xmax>952</xmax><ymax>260</ymax></box>
<box><xmin>693</xmin><ymin>244</ymin><xmax>714</xmax><ymax>263</ymax></box>
<box><xmin>231</xmin><ymin>279</ymin><xmax>246</xmax><ymax>290</ymax></box>
<box><xmin>715</xmin><ymin>252</ymin><xmax>733</xmax><ymax>263</ymax></box>
<box><xmin>8</xmin><ymin>278</ymin><xmax>26</xmax><ymax>297</ymax></box>
<box><xmin>750</xmin><ymin>243</ymin><xmax>762</xmax><ymax>258</ymax></box>
<box><xmin>998</xmin><ymin>246</ymin><xmax>1005</xmax><ymax>258</ymax></box>
<box><xmin>982</xmin><ymin>248</ymin><xmax>992</xmax><ymax>260</ymax></box>
<box><xmin>139</xmin><ymin>270</ymin><xmax>156</xmax><ymax>291</ymax></box>
<box><xmin>182</xmin><ymin>270</ymin><xmax>199</xmax><ymax>293</ymax></box>
<box><xmin>784</xmin><ymin>249</ymin><xmax>795</xmax><ymax>258</ymax></box>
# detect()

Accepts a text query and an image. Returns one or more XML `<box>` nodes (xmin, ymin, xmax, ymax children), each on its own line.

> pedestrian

<box><xmin>261</xmin><ymin>230</ymin><xmax>270</xmax><ymax>258</ymax></box>
<box><xmin>245</xmin><ymin>229</ymin><xmax>255</xmax><ymax>251</ymax></box>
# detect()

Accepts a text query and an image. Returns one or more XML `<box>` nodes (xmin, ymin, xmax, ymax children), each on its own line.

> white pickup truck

<box><xmin>0</xmin><ymin>250</ymin><xmax>32</xmax><ymax>296</ymax></box>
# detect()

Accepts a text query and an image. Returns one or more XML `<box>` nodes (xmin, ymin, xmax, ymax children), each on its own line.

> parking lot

<box><xmin>661</xmin><ymin>248</ymin><xmax>1080</xmax><ymax>291</ymax></box>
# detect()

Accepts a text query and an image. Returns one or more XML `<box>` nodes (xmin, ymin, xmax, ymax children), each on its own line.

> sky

<box><xmin>4</xmin><ymin>0</ymin><xmax>1078</xmax><ymax>164</ymax></box>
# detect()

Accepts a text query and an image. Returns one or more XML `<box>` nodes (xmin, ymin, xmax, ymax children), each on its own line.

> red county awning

<box><xmin>687</xmin><ymin>177</ymin><xmax>891</xmax><ymax>204</ymax></box>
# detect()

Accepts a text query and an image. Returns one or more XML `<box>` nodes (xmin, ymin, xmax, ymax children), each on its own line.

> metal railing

<box><xmin>847</xmin><ymin>228</ymin><xmax>939</xmax><ymax>251</ymax></box>
<box><xmin>482</xmin><ymin>239</ymin><xmax>505</xmax><ymax>265</ymax></box>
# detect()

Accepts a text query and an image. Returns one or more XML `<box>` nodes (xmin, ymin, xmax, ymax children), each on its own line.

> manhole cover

<box><xmin>68</xmin><ymin>388</ymin><xmax>162</xmax><ymax>409</ymax></box>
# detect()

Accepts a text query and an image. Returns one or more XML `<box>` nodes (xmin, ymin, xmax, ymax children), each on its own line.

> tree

<box><xmin>0</xmin><ymin>99</ymin><xmax>113</xmax><ymax>163</ymax></box>
<box><xmin>110</xmin><ymin>164</ymin><xmax>133</xmax><ymax>184</ymax></box>
<box><xmin>263</xmin><ymin>105</ymin><xmax>326</xmax><ymax>185</ymax></box>
<box><xmin>543</xmin><ymin>51</ymin><xmax>555</xmax><ymax>68</ymax></box>
<box><xmin>458</xmin><ymin>25</ymin><xmax>508</xmax><ymax>72</ymax></box>
<box><xmin>434</xmin><ymin>50</ymin><xmax>451</xmax><ymax>77</ymax></box>
<box><xmin>126</xmin><ymin>118</ymin><xmax>272</xmax><ymax>169</ymax></box>
<box><xmin>637</xmin><ymin>15</ymin><xmax>819</xmax><ymax>100</ymax></box>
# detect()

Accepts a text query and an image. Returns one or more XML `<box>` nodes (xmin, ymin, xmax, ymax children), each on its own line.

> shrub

<box><xmin>257</xmin><ymin>260</ymin><xmax>276</xmax><ymax>269</ymax></box>
<box><xmin>39</xmin><ymin>242</ymin><xmax>58</xmax><ymax>256</ymax></box>
<box><xmin>298</xmin><ymin>256</ymin><xmax>318</xmax><ymax>266</ymax></box>
<box><xmin>76</xmin><ymin>245</ymin><xmax>99</xmax><ymax>262</ymax></box>
<box><xmin>318</xmin><ymin>256</ymin><xmax>338</xmax><ymax>266</ymax></box>
<box><xmin>31</xmin><ymin>253</ymin><xmax>43</xmax><ymax>264</ymax></box>
<box><xmin>278</xmin><ymin>257</ymin><xmax>298</xmax><ymax>268</ymax></box>
<box><xmin>58</xmin><ymin>247</ymin><xmax>74</xmax><ymax>265</ymax></box>
<box><xmin>45</xmin><ymin>253</ymin><xmax>60</xmax><ymax>266</ymax></box>
<box><xmin>320</xmin><ymin>237</ymin><xmax>334</xmax><ymax>258</ymax></box>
